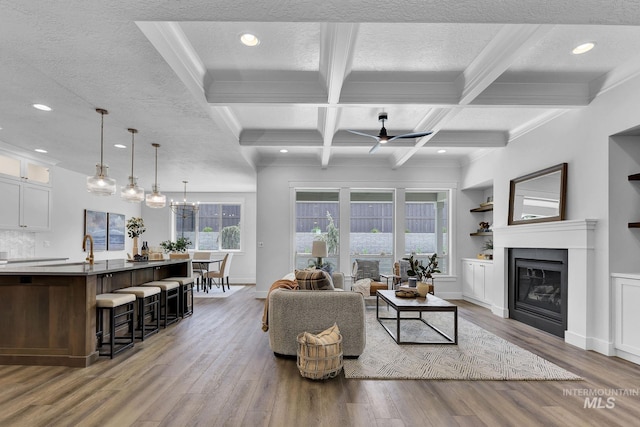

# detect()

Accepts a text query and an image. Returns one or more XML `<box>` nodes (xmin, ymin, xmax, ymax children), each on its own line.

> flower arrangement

<box><xmin>126</xmin><ymin>217</ymin><xmax>146</xmax><ymax>238</ymax></box>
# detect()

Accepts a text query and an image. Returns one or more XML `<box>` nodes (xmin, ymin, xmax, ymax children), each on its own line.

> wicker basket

<box><xmin>296</xmin><ymin>332</ymin><xmax>343</xmax><ymax>380</ymax></box>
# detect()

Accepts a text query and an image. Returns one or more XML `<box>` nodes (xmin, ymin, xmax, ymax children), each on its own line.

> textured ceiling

<box><xmin>1</xmin><ymin>1</ymin><xmax>640</xmax><ymax>192</ymax></box>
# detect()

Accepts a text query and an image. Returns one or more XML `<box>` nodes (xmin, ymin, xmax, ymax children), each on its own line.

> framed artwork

<box><xmin>107</xmin><ymin>213</ymin><xmax>125</xmax><ymax>251</ymax></box>
<box><xmin>84</xmin><ymin>209</ymin><xmax>107</xmax><ymax>251</ymax></box>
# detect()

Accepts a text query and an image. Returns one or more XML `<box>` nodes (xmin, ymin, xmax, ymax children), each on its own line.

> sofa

<box><xmin>267</xmin><ymin>272</ymin><xmax>366</xmax><ymax>358</ymax></box>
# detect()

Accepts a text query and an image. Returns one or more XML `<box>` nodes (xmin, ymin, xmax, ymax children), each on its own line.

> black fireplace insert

<box><xmin>508</xmin><ymin>248</ymin><xmax>568</xmax><ymax>337</ymax></box>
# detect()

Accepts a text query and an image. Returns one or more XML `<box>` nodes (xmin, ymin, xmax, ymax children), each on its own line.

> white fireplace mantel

<box><xmin>491</xmin><ymin>219</ymin><xmax>597</xmax><ymax>350</ymax></box>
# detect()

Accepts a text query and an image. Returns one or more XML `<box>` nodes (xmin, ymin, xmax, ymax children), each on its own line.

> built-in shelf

<box><xmin>470</xmin><ymin>204</ymin><xmax>494</xmax><ymax>213</ymax></box>
<box><xmin>470</xmin><ymin>232</ymin><xmax>493</xmax><ymax>236</ymax></box>
<box><xmin>629</xmin><ymin>176</ymin><xmax>640</xmax><ymax>226</ymax></box>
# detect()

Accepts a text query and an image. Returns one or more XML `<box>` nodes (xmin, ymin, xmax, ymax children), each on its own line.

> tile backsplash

<box><xmin>0</xmin><ymin>231</ymin><xmax>35</xmax><ymax>259</ymax></box>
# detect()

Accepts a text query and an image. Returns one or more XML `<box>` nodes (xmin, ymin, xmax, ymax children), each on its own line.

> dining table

<box><xmin>192</xmin><ymin>257</ymin><xmax>224</xmax><ymax>291</ymax></box>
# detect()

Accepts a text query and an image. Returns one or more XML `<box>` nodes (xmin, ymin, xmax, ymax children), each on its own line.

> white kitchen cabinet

<box><xmin>462</xmin><ymin>258</ymin><xmax>493</xmax><ymax>307</ymax></box>
<box><xmin>0</xmin><ymin>177</ymin><xmax>51</xmax><ymax>231</ymax></box>
<box><xmin>0</xmin><ymin>152</ymin><xmax>51</xmax><ymax>186</ymax></box>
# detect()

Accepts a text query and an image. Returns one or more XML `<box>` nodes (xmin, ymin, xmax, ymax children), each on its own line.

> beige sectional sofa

<box><xmin>267</xmin><ymin>272</ymin><xmax>366</xmax><ymax>358</ymax></box>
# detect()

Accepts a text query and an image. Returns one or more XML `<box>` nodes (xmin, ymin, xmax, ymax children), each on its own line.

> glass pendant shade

<box><xmin>121</xmin><ymin>177</ymin><xmax>145</xmax><ymax>202</ymax></box>
<box><xmin>120</xmin><ymin>128</ymin><xmax>144</xmax><ymax>202</ymax></box>
<box><xmin>87</xmin><ymin>164</ymin><xmax>117</xmax><ymax>195</ymax></box>
<box><xmin>146</xmin><ymin>184</ymin><xmax>167</xmax><ymax>208</ymax></box>
<box><xmin>87</xmin><ymin>108</ymin><xmax>116</xmax><ymax>195</ymax></box>
<box><xmin>145</xmin><ymin>143</ymin><xmax>166</xmax><ymax>208</ymax></box>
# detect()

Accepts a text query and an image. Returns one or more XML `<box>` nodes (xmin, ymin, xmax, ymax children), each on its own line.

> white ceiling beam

<box><xmin>393</xmin><ymin>24</ymin><xmax>553</xmax><ymax>168</ymax></box>
<box><xmin>456</xmin><ymin>24</ymin><xmax>554</xmax><ymax>105</ymax></box>
<box><xmin>472</xmin><ymin>82</ymin><xmax>589</xmax><ymax>106</ymax></box>
<box><xmin>240</xmin><ymin>129</ymin><xmax>322</xmax><ymax>146</ymax></box>
<box><xmin>341</xmin><ymin>81</ymin><xmax>459</xmax><ymax>105</ymax></box>
<box><xmin>318</xmin><ymin>23</ymin><xmax>358</xmax><ymax>167</ymax></box>
<box><xmin>136</xmin><ymin>21</ymin><xmax>248</xmax><ymax>163</ymax></box>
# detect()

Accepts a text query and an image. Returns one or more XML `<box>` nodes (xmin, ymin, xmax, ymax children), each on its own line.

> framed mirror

<box><xmin>508</xmin><ymin>163</ymin><xmax>567</xmax><ymax>225</ymax></box>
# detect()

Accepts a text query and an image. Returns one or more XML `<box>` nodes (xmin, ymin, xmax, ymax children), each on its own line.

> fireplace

<box><xmin>508</xmin><ymin>248</ymin><xmax>568</xmax><ymax>337</ymax></box>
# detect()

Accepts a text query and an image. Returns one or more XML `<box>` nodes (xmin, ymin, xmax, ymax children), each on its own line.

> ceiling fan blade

<box><xmin>388</xmin><ymin>131</ymin><xmax>433</xmax><ymax>142</ymax></box>
<box><xmin>369</xmin><ymin>142</ymin><xmax>381</xmax><ymax>154</ymax></box>
<box><xmin>347</xmin><ymin>129</ymin><xmax>380</xmax><ymax>141</ymax></box>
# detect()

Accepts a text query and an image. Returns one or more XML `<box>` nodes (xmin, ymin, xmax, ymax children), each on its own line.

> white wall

<box><xmin>35</xmin><ymin>167</ymin><xmax>142</xmax><ymax>262</ymax></box>
<box><xmin>142</xmin><ymin>191</ymin><xmax>257</xmax><ymax>284</ymax></box>
<box><xmin>461</xmin><ymin>70</ymin><xmax>640</xmax><ymax>353</ymax></box>
<box><xmin>255</xmin><ymin>162</ymin><xmax>463</xmax><ymax>298</ymax></box>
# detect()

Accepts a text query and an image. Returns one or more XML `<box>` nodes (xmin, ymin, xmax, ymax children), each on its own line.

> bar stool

<box><xmin>162</xmin><ymin>276</ymin><xmax>194</xmax><ymax>318</ymax></box>
<box><xmin>115</xmin><ymin>286</ymin><xmax>161</xmax><ymax>341</ymax></box>
<box><xmin>141</xmin><ymin>280</ymin><xmax>180</xmax><ymax>327</ymax></box>
<box><xmin>96</xmin><ymin>293</ymin><xmax>136</xmax><ymax>358</ymax></box>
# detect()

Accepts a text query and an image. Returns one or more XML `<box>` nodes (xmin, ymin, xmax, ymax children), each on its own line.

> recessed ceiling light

<box><xmin>279</xmin><ymin>149</ymin><xmax>288</xmax><ymax>153</ymax></box>
<box><xmin>437</xmin><ymin>149</ymin><xmax>447</xmax><ymax>154</ymax></box>
<box><xmin>34</xmin><ymin>148</ymin><xmax>48</xmax><ymax>153</ymax></box>
<box><xmin>572</xmin><ymin>42</ymin><xmax>596</xmax><ymax>55</ymax></box>
<box><xmin>114</xmin><ymin>144</ymin><xmax>127</xmax><ymax>149</ymax></box>
<box><xmin>240</xmin><ymin>33</ymin><xmax>260</xmax><ymax>47</ymax></box>
<box><xmin>32</xmin><ymin>104</ymin><xmax>52</xmax><ymax>111</ymax></box>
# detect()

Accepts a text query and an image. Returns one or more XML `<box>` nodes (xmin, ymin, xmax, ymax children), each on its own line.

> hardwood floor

<box><xmin>1</xmin><ymin>286</ymin><xmax>639</xmax><ymax>426</ymax></box>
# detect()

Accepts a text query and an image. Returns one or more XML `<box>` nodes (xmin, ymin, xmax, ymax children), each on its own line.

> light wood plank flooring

<box><xmin>0</xmin><ymin>286</ymin><xmax>639</xmax><ymax>426</ymax></box>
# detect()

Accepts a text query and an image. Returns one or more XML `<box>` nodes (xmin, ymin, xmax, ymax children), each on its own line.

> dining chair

<box><xmin>192</xmin><ymin>251</ymin><xmax>211</xmax><ymax>291</ymax></box>
<box><xmin>205</xmin><ymin>253</ymin><xmax>231</xmax><ymax>292</ymax></box>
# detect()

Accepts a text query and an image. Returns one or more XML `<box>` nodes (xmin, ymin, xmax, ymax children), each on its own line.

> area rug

<box><xmin>343</xmin><ymin>311</ymin><xmax>582</xmax><ymax>380</ymax></box>
<box><xmin>193</xmin><ymin>285</ymin><xmax>245</xmax><ymax>298</ymax></box>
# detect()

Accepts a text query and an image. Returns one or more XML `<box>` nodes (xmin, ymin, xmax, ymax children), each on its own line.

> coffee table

<box><xmin>376</xmin><ymin>289</ymin><xmax>458</xmax><ymax>345</ymax></box>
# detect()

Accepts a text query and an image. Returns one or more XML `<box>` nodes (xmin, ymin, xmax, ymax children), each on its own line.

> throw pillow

<box><xmin>351</xmin><ymin>278</ymin><xmax>371</xmax><ymax>297</ymax></box>
<box><xmin>295</xmin><ymin>269</ymin><xmax>335</xmax><ymax>290</ymax></box>
<box><xmin>355</xmin><ymin>259</ymin><xmax>380</xmax><ymax>281</ymax></box>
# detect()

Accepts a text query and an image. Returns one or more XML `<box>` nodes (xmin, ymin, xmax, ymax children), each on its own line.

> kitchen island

<box><xmin>0</xmin><ymin>259</ymin><xmax>190</xmax><ymax>367</ymax></box>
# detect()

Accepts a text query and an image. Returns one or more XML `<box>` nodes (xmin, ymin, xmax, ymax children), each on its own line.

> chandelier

<box><xmin>170</xmin><ymin>181</ymin><xmax>199</xmax><ymax>217</ymax></box>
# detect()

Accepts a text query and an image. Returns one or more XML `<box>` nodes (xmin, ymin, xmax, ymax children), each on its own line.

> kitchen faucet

<box><xmin>82</xmin><ymin>234</ymin><xmax>94</xmax><ymax>265</ymax></box>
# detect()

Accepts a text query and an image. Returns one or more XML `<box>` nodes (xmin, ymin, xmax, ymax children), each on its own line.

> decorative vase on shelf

<box><xmin>132</xmin><ymin>236</ymin><xmax>139</xmax><ymax>257</ymax></box>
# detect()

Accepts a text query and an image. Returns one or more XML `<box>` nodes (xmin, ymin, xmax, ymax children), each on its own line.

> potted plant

<box><xmin>160</xmin><ymin>236</ymin><xmax>192</xmax><ymax>254</ymax></box>
<box><xmin>126</xmin><ymin>217</ymin><xmax>145</xmax><ymax>256</ymax></box>
<box><xmin>403</xmin><ymin>253</ymin><xmax>441</xmax><ymax>296</ymax></box>
<box><xmin>483</xmin><ymin>239</ymin><xmax>494</xmax><ymax>260</ymax></box>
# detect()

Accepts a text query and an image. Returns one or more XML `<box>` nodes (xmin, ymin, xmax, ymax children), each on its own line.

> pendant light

<box><xmin>145</xmin><ymin>143</ymin><xmax>166</xmax><ymax>208</ymax></box>
<box><xmin>86</xmin><ymin>108</ymin><xmax>117</xmax><ymax>195</ymax></box>
<box><xmin>120</xmin><ymin>128</ymin><xmax>145</xmax><ymax>202</ymax></box>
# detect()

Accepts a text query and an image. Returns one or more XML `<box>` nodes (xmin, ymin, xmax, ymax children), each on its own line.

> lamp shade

<box><xmin>311</xmin><ymin>240</ymin><xmax>328</xmax><ymax>258</ymax></box>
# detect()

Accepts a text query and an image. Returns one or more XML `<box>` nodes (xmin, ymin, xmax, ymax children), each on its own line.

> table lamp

<box><xmin>311</xmin><ymin>240</ymin><xmax>328</xmax><ymax>267</ymax></box>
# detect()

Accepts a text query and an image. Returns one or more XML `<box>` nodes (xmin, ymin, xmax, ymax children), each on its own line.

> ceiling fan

<box><xmin>347</xmin><ymin>112</ymin><xmax>433</xmax><ymax>153</ymax></box>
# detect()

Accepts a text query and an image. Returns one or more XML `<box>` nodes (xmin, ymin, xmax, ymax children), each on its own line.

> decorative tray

<box><xmin>395</xmin><ymin>290</ymin><xmax>419</xmax><ymax>298</ymax></box>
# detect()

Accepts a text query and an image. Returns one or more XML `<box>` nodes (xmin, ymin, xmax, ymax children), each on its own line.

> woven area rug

<box><xmin>193</xmin><ymin>285</ymin><xmax>245</xmax><ymax>298</ymax></box>
<box><xmin>343</xmin><ymin>310</ymin><xmax>582</xmax><ymax>380</ymax></box>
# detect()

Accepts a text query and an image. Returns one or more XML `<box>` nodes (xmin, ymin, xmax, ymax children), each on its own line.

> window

<box><xmin>295</xmin><ymin>191</ymin><xmax>340</xmax><ymax>270</ymax></box>
<box><xmin>350</xmin><ymin>191</ymin><xmax>394</xmax><ymax>274</ymax></box>
<box><xmin>404</xmin><ymin>191</ymin><xmax>449</xmax><ymax>274</ymax></box>
<box><xmin>174</xmin><ymin>203</ymin><xmax>242</xmax><ymax>251</ymax></box>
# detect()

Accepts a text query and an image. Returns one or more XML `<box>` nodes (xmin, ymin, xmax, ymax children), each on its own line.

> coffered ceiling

<box><xmin>1</xmin><ymin>1</ymin><xmax>640</xmax><ymax>192</ymax></box>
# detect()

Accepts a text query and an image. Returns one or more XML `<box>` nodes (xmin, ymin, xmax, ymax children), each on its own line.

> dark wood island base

<box><xmin>0</xmin><ymin>259</ymin><xmax>189</xmax><ymax>367</ymax></box>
